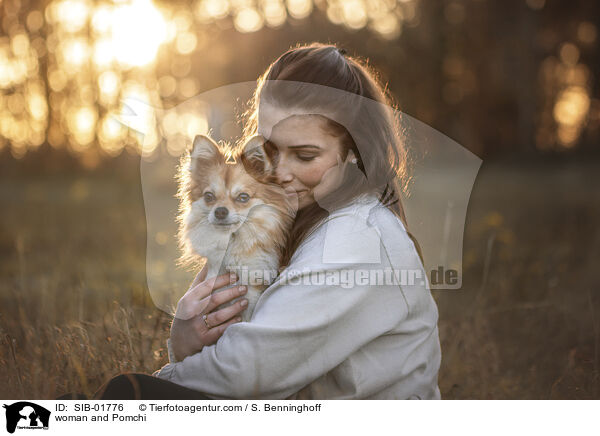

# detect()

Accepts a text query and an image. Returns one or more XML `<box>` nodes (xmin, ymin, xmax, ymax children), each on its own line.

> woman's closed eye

<box><xmin>296</xmin><ymin>153</ymin><xmax>318</xmax><ymax>162</ymax></box>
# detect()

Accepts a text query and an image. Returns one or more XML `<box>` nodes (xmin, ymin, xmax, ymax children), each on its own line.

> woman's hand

<box><xmin>170</xmin><ymin>266</ymin><xmax>248</xmax><ymax>362</ymax></box>
<box><xmin>312</xmin><ymin>151</ymin><xmax>360</xmax><ymax>204</ymax></box>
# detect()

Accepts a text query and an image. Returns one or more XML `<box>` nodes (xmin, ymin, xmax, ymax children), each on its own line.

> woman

<box><xmin>92</xmin><ymin>43</ymin><xmax>441</xmax><ymax>400</ymax></box>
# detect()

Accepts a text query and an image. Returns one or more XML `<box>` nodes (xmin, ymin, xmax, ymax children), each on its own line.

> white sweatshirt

<box><xmin>155</xmin><ymin>194</ymin><xmax>442</xmax><ymax>399</ymax></box>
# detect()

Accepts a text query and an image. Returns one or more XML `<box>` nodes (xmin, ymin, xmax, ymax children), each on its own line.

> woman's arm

<box><xmin>156</xmin><ymin>263</ymin><xmax>408</xmax><ymax>399</ymax></box>
<box><xmin>155</xmin><ymin>212</ymin><xmax>416</xmax><ymax>399</ymax></box>
<box><xmin>168</xmin><ymin>267</ymin><xmax>248</xmax><ymax>362</ymax></box>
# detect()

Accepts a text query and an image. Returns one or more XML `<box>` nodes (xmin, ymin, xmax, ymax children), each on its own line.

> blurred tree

<box><xmin>1</xmin><ymin>0</ymin><xmax>599</xmax><ymax>167</ymax></box>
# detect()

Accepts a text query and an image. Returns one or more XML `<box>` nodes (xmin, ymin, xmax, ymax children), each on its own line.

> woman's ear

<box><xmin>241</xmin><ymin>134</ymin><xmax>273</xmax><ymax>178</ymax></box>
<box><xmin>346</xmin><ymin>150</ymin><xmax>358</xmax><ymax>164</ymax></box>
<box><xmin>190</xmin><ymin>135</ymin><xmax>220</xmax><ymax>161</ymax></box>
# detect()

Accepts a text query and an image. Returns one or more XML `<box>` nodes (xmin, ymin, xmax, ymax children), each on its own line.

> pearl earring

<box><xmin>351</xmin><ymin>158</ymin><xmax>358</xmax><ymax>164</ymax></box>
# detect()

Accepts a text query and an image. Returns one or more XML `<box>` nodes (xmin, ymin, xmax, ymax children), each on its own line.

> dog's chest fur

<box><xmin>185</xmin><ymin>220</ymin><xmax>280</xmax><ymax>322</ymax></box>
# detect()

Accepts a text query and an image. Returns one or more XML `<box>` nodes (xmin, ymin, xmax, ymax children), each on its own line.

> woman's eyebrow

<box><xmin>288</xmin><ymin>144</ymin><xmax>321</xmax><ymax>150</ymax></box>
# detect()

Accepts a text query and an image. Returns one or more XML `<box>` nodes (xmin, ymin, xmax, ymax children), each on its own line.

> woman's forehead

<box><xmin>258</xmin><ymin>103</ymin><xmax>335</xmax><ymax>139</ymax></box>
<box><xmin>257</xmin><ymin>104</ymin><xmax>300</xmax><ymax>137</ymax></box>
<box><xmin>262</xmin><ymin>115</ymin><xmax>332</xmax><ymax>148</ymax></box>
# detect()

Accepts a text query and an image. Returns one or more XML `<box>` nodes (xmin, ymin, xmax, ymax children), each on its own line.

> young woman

<box><xmin>90</xmin><ymin>43</ymin><xmax>441</xmax><ymax>400</ymax></box>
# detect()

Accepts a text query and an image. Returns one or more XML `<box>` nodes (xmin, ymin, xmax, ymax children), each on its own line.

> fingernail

<box><xmin>230</xmin><ymin>273</ymin><xmax>237</xmax><ymax>281</ymax></box>
<box><xmin>241</xmin><ymin>299</ymin><xmax>248</xmax><ymax>307</ymax></box>
<box><xmin>239</xmin><ymin>285</ymin><xmax>247</xmax><ymax>294</ymax></box>
<box><xmin>236</xmin><ymin>317</ymin><xmax>242</xmax><ymax>322</ymax></box>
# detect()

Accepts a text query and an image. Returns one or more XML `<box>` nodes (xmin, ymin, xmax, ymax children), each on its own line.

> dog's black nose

<box><xmin>214</xmin><ymin>207</ymin><xmax>229</xmax><ymax>219</ymax></box>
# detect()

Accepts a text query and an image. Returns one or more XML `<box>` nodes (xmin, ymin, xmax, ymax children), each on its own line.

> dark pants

<box><xmin>57</xmin><ymin>373</ymin><xmax>212</xmax><ymax>400</ymax></box>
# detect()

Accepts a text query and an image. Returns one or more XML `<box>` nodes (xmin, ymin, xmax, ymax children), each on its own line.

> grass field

<box><xmin>1</xmin><ymin>156</ymin><xmax>599</xmax><ymax>399</ymax></box>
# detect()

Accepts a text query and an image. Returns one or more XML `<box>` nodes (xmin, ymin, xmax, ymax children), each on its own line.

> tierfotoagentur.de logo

<box><xmin>2</xmin><ymin>402</ymin><xmax>50</xmax><ymax>434</ymax></box>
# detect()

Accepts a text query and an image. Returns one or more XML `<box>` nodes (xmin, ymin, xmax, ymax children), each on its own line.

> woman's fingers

<box><xmin>206</xmin><ymin>285</ymin><xmax>248</xmax><ymax>312</ymax></box>
<box><xmin>205</xmin><ymin>297</ymin><xmax>248</xmax><ymax>327</ymax></box>
<box><xmin>190</xmin><ymin>263</ymin><xmax>209</xmax><ymax>288</ymax></box>
<box><xmin>172</xmin><ymin>271</ymin><xmax>243</xmax><ymax>357</ymax></box>
<box><xmin>176</xmin><ymin>272</ymin><xmax>238</xmax><ymax>320</ymax></box>
<box><xmin>200</xmin><ymin>316</ymin><xmax>243</xmax><ymax>346</ymax></box>
<box><xmin>187</xmin><ymin>272</ymin><xmax>237</xmax><ymax>300</ymax></box>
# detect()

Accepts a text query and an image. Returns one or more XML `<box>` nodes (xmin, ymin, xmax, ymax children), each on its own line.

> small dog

<box><xmin>176</xmin><ymin>134</ymin><xmax>295</xmax><ymax>321</ymax></box>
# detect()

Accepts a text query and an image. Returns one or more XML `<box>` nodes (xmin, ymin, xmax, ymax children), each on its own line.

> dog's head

<box><xmin>176</xmin><ymin>134</ymin><xmax>295</xmax><ymax>264</ymax></box>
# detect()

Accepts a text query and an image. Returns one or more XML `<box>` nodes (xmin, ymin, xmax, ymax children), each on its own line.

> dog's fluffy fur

<box><xmin>176</xmin><ymin>134</ymin><xmax>295</xmax><ymax>321</ymax></box>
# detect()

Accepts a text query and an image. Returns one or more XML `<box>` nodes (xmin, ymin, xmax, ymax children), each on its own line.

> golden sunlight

<box><xmin>48</xmin><ymin>0</ymin><xmax>90</xmax><ymax>32</ymax></box>
<box><xmin>92</xmin><ymin>38</ymin><xmax>114</xmax><ymax>68</ymax></box>
<box><xmin>195</xmin><ymin>0</ymin><xmax>230</xmax><ymax>23</ymax></box>
<box><xmin>98</xmin><ymin>71</ymin><xmax>121</xmax><ymax>106</ymax></box>
<box><xmin>554</xmin><ymin>86</ymin><xmax>590</xmax><ymax>127</ymax></box>
<box><xmin>287</xmin><ymin>0</ymin><xmax>313</xmax><ymax>20</ymax></box>
<box><xmin>1</xmin><ymin>0</ymin><xmax>428</xmax><ymax>160</ymax></box>
<box><xmin>342</xmin><ymin>0</ymin><xmax>368</xmax><ymax>30</ymax></box>
<box><xmin>5</xmin><ymin>0</ymin><xmax>595</xmax><ymax>161</ymax></box>
<box><xmin>60</xmin><ymin>37</ymin><xmax>90</xmax><ymax>68</ymax></box>
<box><xmin>109</xmin><ymin>0</ymin><xmax>168</xmax><ymax>68</ymax></box>
<box><xmin>234</xmin><ymin>7</ymin><xmax>264</xmax><ymax>33</ymax></box>
<box><xmin>68</xmin><ymin>105</ymin><xmax>98</xmax><ymax>149</ymax></box>
<box><xmin>262</xmin><ymin>0</ymin><xmax>287</xmax><ymax>28</ymax></box>
<box><xmin>99</xmin><ymin>113</ymin><xmax>127</xmax><ymax>157</ymax></box>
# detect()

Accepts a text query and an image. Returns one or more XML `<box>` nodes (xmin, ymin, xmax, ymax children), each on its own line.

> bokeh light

<box><xmin>0</xmin><ymin>0</ymin><xmax>598</xmax><ymax>160</ymax></box>
<box><xmin>1</xmin><ymin>0</ymin><xmax>419</xmax><ymax>161</ymax></box>
<box><xmin>110</xmin><ymin>0</ymin><xmax>168</xmax><ymax>68</ymax></box>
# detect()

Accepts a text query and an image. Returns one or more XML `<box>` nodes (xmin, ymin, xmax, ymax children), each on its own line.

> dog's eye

<box><xmin>236</xmin><ymin>193</ymin><xmax>250</xmax><ymax>203</ymax></box>
<box><xmin>204</xmin><ymin>192</ymin><xmax>216</xmax><ymax>202</ymax></box>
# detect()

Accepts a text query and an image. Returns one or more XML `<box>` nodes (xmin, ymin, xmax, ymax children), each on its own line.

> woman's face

<box><xmin>258</xmin><ymin>104</ymin><xmax>353</xmax><ymax>210</ymax></box>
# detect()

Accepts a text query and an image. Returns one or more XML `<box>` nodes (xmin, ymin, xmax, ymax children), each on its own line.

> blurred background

<box><xmin>1</xmin><ymin>0</ymin><xmax>599</xmax><ymax>399</ymax></box>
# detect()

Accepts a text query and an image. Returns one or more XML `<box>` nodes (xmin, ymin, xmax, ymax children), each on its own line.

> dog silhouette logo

<box><xmin>2</xmin><ymin>402</ymin><xmax>50</xmax><ymax>434</ymax></box>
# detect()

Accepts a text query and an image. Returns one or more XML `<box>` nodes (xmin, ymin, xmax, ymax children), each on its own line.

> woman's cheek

<box><xmin>293</xmin><ymin>165</ymin><xmax>319</xmax><ymax>188</ymax></box>
<box><xmin>300</xmin><ymin>161</ymin><xmax>332</xmax><ymax>188</ymax></box>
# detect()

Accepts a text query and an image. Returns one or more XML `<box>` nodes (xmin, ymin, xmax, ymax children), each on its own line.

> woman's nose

<box><xmin>275</xmin><ymin>158</ymin><xmax>294</xmax><ymax>184</ymax></box>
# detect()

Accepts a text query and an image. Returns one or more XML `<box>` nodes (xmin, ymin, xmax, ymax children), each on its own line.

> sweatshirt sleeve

<box><xmin>155</xmin><ymin>212</ymin><xmax>411</xmax><ymax>399</ymax></box>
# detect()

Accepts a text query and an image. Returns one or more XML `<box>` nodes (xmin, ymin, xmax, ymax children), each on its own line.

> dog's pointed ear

<box><xmin>241</xmin><ymin>134</ymin><xmax>273</xmax><ymax>177</ymax></box>
<box><xmin>190</xmin><ymin>135</ymin><xmax>220</xmax><ymax>161</ymax></box>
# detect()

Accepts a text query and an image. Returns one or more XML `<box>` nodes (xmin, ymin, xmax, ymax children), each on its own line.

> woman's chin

<box><xmin>294</xmin><ymin>192</ymin><xmax>313</xmax><ymax>210</ymax></box>
<box><xmin>298</xmin><ymin>201</ymin><xmax>318</xmax><ymax>211</ymax></box>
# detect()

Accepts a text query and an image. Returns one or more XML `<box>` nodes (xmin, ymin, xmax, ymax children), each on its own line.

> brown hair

<box><xmin>243</xmin><ymin>42</ymin><xmax>423</xmax><ymax>268</ymax></box>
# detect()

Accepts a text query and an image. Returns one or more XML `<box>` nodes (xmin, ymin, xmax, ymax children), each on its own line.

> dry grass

<box><xmin>1</xmin><ymin>158</ymin><xmax>599</xmax><ymax>399</ymax></box>
<box><xmin>0</xmin><ymin>169</ymin><xmax>172</xmax><ymax>399</ymax></box>
<box><xmin>435</xmin><ymin>160</ymin><xmax>600</xmax><ymax>399</ymax></box>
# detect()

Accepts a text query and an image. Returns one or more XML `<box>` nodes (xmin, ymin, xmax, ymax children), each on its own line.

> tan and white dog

<box><xmin>176</xmin><ymin>134</ymin><xmax>295</xmax><ymax>321</ymax></box>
